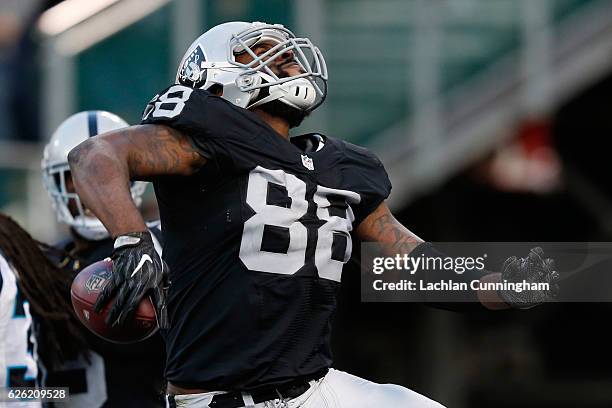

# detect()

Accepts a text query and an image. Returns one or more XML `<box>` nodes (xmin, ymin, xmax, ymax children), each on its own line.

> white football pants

<box><xmin>166</xmin><ymin>368</ymin><xmax>445</xmax><ymax>408</ymax></box>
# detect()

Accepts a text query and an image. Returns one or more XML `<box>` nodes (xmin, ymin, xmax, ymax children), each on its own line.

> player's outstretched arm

<box><xmin>355</xmin><ymin>201</ymin><xmax>424</xmax><ymax>255</ymax></box>
<box><xmin>356</xmin><ymin>202</ymin><xmax>558</xmax><ymax>310</ymax></box>
<box><xmin>68</xmin><ymin>124</ymin><xmax>207</xmax><ymax>328</ymax></box>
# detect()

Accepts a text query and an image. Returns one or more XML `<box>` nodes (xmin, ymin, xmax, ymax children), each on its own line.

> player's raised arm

<box><xmin>67</xmin><ymin>124</ymin><xmax>205</xmax><ymax>237</ymax></box>
<box><xmin>356</xmin><ymin>202</ymin><xmax>558</xmax><ymax>310</ymax></box>
<box><xmin>67</xmin><ymin>123</ymin><xmax>207</xmax><ymax>328</ymax></box>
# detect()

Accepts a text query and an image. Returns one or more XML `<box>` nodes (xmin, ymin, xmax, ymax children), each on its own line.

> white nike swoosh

<box><xmin>130</xmin><ymin>254</ymin><xmax>153</xmax><ymax>278</ymax></box>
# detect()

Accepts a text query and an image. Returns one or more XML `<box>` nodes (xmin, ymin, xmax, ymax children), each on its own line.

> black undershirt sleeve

<box><xmin>410</xmin><ymin>242</ymin><xmax>494</xmax><ymax>312</ymax></box>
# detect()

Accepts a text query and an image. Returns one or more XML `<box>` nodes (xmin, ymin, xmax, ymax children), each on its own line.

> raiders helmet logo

<box><xmin>178</xmin><ymin>45</ymin><xmax>207</xmax><ymax>88</ymax></box>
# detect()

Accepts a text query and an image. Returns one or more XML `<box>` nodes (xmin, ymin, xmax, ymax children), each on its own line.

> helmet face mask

<box><xmin>176</xmin><ymin>22</ymin><xmax>328</xmax><ymax>114</ymax></box>
<box><xmin>43</xmin><ymin>162</ymin><xmax>105</xmax><ymax>241</ymax></box>
<box><xmin>42</xmin><ymin>111</ymin><xmax>146</xmax><ymax>241</ymax></box>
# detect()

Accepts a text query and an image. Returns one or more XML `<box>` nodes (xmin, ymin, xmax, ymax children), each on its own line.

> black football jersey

<box><xmin>141</xmin><ymin>85</ymin><xmax>391</xmax><ymax>391</ymax></box>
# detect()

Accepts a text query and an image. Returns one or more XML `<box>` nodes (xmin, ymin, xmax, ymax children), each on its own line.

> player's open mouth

<box><xmin>281</xmin><ymin>61</ymin><xmax>299</xmax><ymax>69</ymax></box>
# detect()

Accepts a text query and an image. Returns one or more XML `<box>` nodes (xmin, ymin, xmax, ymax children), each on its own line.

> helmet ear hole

<box><xmin>208</xmin><ymin>84</ymin><xmax>224</xmax><ymax>96</ymax></box>
<box><xmin>53</xmin><ymin>173</ymin><xmax>62</xmax><ymax>190</ymax></box>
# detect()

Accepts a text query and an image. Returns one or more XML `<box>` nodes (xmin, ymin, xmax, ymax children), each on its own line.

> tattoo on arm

<box><xmin>67</xmin><ymin>124</ymin><xmax>207</xmax><ymax>236</ymax></box>
<box><xmin>121</xmin><ymin>125</ymin><xmax>207</xmax><ymax>178</ymax></box>
<box><xmin>68</xmin><ymin>139</ymin><xmax>96</xmax><ymax>167</ymax></box>
<box><xmin>356</xmin><ymin>203</ymin><xmax>423</xmax><ymax>255</ymax></box>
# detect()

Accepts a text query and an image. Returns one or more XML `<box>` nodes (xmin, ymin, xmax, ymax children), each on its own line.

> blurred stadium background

<box><xmin>1</xmin><ymin>0</ymin><xmax>612</xmax><ymax>407</ymax></box>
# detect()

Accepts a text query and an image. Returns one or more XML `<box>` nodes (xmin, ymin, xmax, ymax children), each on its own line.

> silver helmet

<box><xmin>176</xmin><ymin>21</ymin><xmax>328</xmax><ymax>112</ymax></box>
<box><xmin>42</xmin><ymin>111</ymin><xmax>147</xmax><ymax>241</ymax></box>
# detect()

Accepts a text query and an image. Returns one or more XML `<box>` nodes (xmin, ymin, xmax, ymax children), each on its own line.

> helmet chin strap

<box><xmin>247</xmin><ymin>73</ymin><xmax>317</xmax><ymax>111</ymax></box>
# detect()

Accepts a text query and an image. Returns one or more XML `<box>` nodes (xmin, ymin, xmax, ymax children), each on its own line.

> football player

<box><xmin>41</xmin><ymin>111</ymin><xmax>165</xmax><ymax>407</ymax></box>
<box><xmin>0</xmin><ymin>213</ymin><xmax>89</xmax><ymax>407</ymax></box>
<box><xmin>67</xmin><ymin>22</ymin><xmax>557</xmax><ymax>407</ymax></box>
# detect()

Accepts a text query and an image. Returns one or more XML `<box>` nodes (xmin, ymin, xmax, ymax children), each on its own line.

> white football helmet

<box><xmin>42</xmin><ymin>111</ymin><xmax>147</xmax><ymax>241</ymax></box>
<box><xmin>175</xmin><ymin>21</ymin><xmax>328</xmax><ymax>112</ymax></box>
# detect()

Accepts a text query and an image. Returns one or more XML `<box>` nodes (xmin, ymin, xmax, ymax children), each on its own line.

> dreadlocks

<box><xmin>0</xmin><ymin>213</ymin><xmax>89</xmax><ymax>368</ymax></box>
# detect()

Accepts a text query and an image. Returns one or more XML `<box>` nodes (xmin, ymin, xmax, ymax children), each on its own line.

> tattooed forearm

<box><xmin>356</xmin><ymin>203</ymin><xmax>423</xmax><ymax>256</ymax></box>
<box><xmin>356</xmin><ymin>202</ymin><xmax>506</xmax><ymax>310</ymax></box>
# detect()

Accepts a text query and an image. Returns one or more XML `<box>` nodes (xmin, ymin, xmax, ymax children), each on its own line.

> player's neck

<box><xmin>252</xmin><ymin>108</ymin><xmax>290</xmax><ymax>139</ymax></box>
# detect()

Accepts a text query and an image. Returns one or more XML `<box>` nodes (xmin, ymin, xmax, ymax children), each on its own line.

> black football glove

<box><xmin>93</xmin><ymin>231</ymin><xmax>170</xmax><ymax>329</ymax></box>
<box><xmin>498</xmin><ymin>247</ymin><xmax>560</xmax><ymax>309</ymax></box>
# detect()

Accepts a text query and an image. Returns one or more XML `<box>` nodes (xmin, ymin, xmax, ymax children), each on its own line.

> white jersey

<box><xmin>0</xmin><ymin>253</ymin><xmax>40</xmax><ymax>408</ymax></box>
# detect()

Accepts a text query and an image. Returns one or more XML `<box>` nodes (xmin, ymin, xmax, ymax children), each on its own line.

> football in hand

<box><xmin>70</xmin><ymin>258</ymin><xmax>158</xmax><ymax>343</ymax></box>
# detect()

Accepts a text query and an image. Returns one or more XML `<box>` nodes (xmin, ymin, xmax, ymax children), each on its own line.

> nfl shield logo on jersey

<box><xmin>301</xmin><ymin>154</ymin><xmax>314</xmax><ymax>170</ymax></box>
